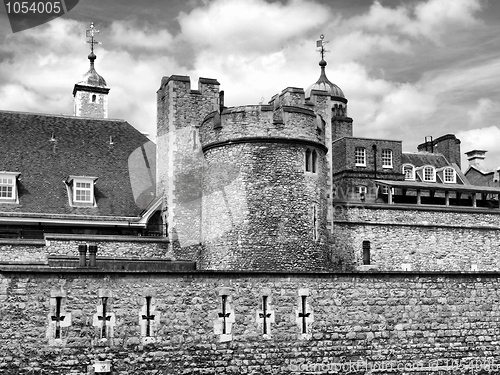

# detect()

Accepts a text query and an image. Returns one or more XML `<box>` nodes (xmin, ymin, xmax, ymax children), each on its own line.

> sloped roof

<box><xmin>0</xmin><ymin>110</ymin><xmax>156</xmax><ymax>219</ymax></box>
<box><xmin>402</xmin><ymin>152</ymin><xmax>450</xmax><ymax>168</ymax></box>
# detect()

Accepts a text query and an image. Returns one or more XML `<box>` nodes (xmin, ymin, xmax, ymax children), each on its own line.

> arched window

<box><xmin>92</xmin><ymin>94</ymin><xmax>97</xmax><ymax>103</ymax></box>
<box><xmin>423</xmin><ymin>166</ymin><xmax>436</xmax><ymax>182</ymax></box>
<box><xmin>402</xmin><ymin>164</ymin><xmax>415</xmax><ymax>180</ymax></box>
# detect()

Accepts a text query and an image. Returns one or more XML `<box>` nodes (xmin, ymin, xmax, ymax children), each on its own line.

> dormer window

<box><xmin>65</xmin><ymin>176</ymin><xmax>97</xmax><ymax>207</ymax></box>
<box><xmin>0</xmin><ymin>172</ymin><xmax>20</xmax><ymax>203</ymax></box>
<box><xmin>423</xmin><ymin>166</ymin><xmax>436</xmax><ymax>182</ymax></box>
<box><xmin>443</xmin><ymin>167</ymin><xmax>456</xmax><ymax>183</ymax></box>
<box><xmin>403</xmin><ymin>164</ymin><xmax>415</xmax><ymax>180</ymax></box>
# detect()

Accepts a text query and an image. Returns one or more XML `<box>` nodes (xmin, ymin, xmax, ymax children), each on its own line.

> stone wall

<box><xmin>1</xmin><ymin>270</ymin><xmax>500</xmax><ymax>374</ymax></box>
<box><xmin>0</xmin><ymin>235</ymin><xmax>171</xmax><ymax>264</ymax></box>
<box><xmin>333</xmin><ymin>205</ymin><xmax>500</xmax><ymax>271</ymax></box>
<box><xmin>156</xmin><ymin>76</ymin><xmax>219</xmax><ymax>261</ymax></box>
<box><xmin>201</xmin><ymin>142</ymin><xmax>329</xmax><ymax>271</ymax></box>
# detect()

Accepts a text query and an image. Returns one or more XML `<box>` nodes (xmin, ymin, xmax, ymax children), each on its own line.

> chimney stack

<box><xmin>465</xmin><ymin>150</ymin><xmax>487</xmax><ymax>170</ymax></box>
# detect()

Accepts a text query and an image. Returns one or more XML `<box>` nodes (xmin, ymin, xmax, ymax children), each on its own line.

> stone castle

<box><xmin>2</xmin><ymin>29</ymin><xmax>500</xmax><ymax>374</ymax></box>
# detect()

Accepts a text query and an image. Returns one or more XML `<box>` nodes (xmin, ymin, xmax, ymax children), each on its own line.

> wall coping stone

<box><xmin>44</xmin><ymin>233</ymin><xmax>169</xmax><ymax>243</ymax></box>
<box><xmin>334</xmin><ymin>219</ymin><xmax>500</xmax><ymax>231</ymax></box>
<box><xmin>337</xmin><ymin>202</ymin><xmax>500</xmax><ymax>215</ymax></box>
<box><xmin>0</xmin><ymin>238</ymin><xmax>46</xmax><ymax>246</ymax></box>
<box><xmin>1</xmin><ymin>267</ymin><xmax>500</xmax><ymax>279</ymax></box>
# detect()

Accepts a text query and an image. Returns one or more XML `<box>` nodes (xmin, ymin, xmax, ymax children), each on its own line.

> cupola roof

<box><xmin>305</xmin><ymin>59</ymin><xmax>344</xmax><ymax>99</ymax></box>
<box><xmin>77</xmin><ymin>52</ymin><xmax>107</xmax><ymax>87</ymax></box>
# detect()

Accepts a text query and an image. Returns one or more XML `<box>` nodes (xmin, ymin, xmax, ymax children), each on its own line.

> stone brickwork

<box><xmin>74</xmin><ymin>90</ymin><xmax>108</xmax><ymax>119</ymax></box>
<box><xmin>156</xmin><ymin>76</ymin><xmax>219</xmax><ymax>261</ymax></box>
<box><xmin>2</xmin><ymin>270</ymin><xmax>500</xmax><ymax>374</ymax></box>
<box><xmin>0</xmin><ymin>235</ymin><xmax>170</xmax><ymax>264</ymax></box>
<box><xmin>201</xmin><ymin>142</ymin><xmax>329</xmax><ymax>271</ymax></box>
<box><xmin>199</xmin><ymin>93</ymin><xmax>330</xmax><ymax>271</ymax></box>
<box><xmin>333</xmin><ymin>205</ymin><xmax>500</xmax><ymax>271</ymax></box>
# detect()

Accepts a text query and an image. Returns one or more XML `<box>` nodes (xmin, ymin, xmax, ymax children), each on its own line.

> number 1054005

<box><xmin>5</xmin><ymin>1</ymin><xmax>62</xmax><ymax>14</ymax></box>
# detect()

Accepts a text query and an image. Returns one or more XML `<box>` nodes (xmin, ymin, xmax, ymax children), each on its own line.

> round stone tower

<box><xmin>199</xmin><ymin>90</ymin><xmax>330</xmax><ymax>271</ymax></box>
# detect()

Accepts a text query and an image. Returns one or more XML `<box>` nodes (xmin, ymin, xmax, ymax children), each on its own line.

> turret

<box><xmin>198</xmin><ymin>90</ymin><xmax>330</xmax><ymax>271</ymax></box>
<box><xmin>73</xmin><ymin>23</ymin><xmax>109</xmax><ymax>118</ymax></box>
<box><xmin>156</xmin><ymin>75</ymin><xmax>220</xmax><ymax>260</ymax></box>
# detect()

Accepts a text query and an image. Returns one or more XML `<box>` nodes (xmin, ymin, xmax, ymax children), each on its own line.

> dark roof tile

<box><xmin>0</xmin><ymin>110</ymin><xmax>156</xmax><ymax>217</ymax></box>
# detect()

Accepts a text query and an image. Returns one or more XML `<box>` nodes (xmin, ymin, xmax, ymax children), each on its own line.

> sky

<box><xmin>1</xmin><ymin>0</ymin><xmax>500</xmax><ymax>169</ymax></box>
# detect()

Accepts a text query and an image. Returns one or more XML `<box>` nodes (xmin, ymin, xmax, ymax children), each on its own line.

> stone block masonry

<box><xmin>1</xmin><ymin>269</ymin><xmax>500</xmax><ymax>374</ymax></box>
<box><xmin>0</xmin><ymin>235</ymin><xmax>171</xmax><ymax>264</ymax></box>
<box><xmin>333</xmin><ymin>205</ymin><xmax>500</xmax><ymax>271</ymax></box>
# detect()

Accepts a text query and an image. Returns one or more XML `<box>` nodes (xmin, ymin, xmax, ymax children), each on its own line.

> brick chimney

<box><xmin>417</xmin><ymin>134</ymin><xmax>461</xmax><ymax>168</ymax></box>
<box><xmin>465</xmin><ymin>150</ymin><xmax>487</xmax><ymax>170</ymax></box>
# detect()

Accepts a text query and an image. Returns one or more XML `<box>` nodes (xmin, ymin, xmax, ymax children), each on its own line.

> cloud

<box><xmin>348</xmin><ymin>0</ymin><xmax>482</xmax><ymax>42</ymax></box>
<box><xmin>467</xmin><ymin>98</ymin><xmax>499</xmax><ymax>126</ymax></box>
<box><xmin>178</xmin><ymin>0</ymin><xmax>331</xmax><ymax>54</ymax></box>
<box><xmin>0</xmin><ymin>18</ymin><xmax>182</xmax><ymax>138</ymax></box>
<box><xmin>108</xmin><ymin>21</ymin><xmax>174</xmax><ymax>52</ymax></box>
<box><xmin>457</xmin><ymin>126</ymin><xmax>500</xmax><ymax>169</ymax></box>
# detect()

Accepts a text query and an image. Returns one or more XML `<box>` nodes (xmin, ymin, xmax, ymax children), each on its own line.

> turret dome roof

<box><xmin>305</xmin><ymin>59</ymin><xmax>344</xmax><ymax>99</ymax></box>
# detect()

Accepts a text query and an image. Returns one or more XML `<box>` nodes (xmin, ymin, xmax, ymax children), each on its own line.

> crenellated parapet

<box><xmin>199</xmin><ymin>103</ymin><xmax>326</xmax><ymax>153</ymax></box>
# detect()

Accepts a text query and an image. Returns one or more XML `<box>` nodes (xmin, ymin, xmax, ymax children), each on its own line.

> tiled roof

<box><xmin>402</xmin><ymin>152</ymin><xmax>450</xmax><ymax>168</ymax></box>
<box><xmin>0</xmin><ymin>110</ymin><xmax>156</xmax><ymax>218</ymax></box>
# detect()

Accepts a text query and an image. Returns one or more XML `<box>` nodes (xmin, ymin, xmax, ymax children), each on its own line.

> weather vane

<box><xmin>316</xmin><ymin>34</ymin><xmax>329</xmax><ymax>60</ymax></box>
<box><xmin>85</xmin><ymin>22</ymin><xmax>101</xmax><ymax>54</ymax></box>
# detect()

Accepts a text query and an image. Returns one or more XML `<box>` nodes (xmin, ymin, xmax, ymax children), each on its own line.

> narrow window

<box><xmin>97</xmin><ymin>297</ymin><xmax>110</xmax><ymax>338</ymax></box>
<box><xmin>260</xmin><ymin>296</ymin><xmax>271</xmax><ymax>335</ymax></box>
<box><xmin>362</xmin><ymin>241</ymin><xmax>371</xmax><ymax>265</ymax></box>
<box><xmin>141</xmin><ymin>296</ymin><xmax>155</xmax><ymax>337</ymax></box>
<box><xmin>298</xmin><ymin>295</ymin><xmax>310</xmax><ymax>334</ymax></box>
<box><xmin>218</xmin><ymin>295</ymin><xmax>231</xmax><ymax>335</ymax></box>
<box><xmin>92</xmin><ymin>94</ymin><xmax>96</xmax><ymax>103</ymax></box>
<box><xmin>305</xmin><ymin>149</ymin><xmax>312</xmax><ymax>172</ymax></box>
<box><xmin>51</xmin><ymin>297</ymin><xmax>65</xmax><ymax>339</ymax></box>
<box><xmin>382</xmin><ymin>149</ymin><xmax>393</xmax><ymax>168</ymax></box>
<box><xmin>355</xmin><ymin>147</ymin><xmax>366</xmax><ymax>166</ymax></box>
<box><xmin>312</xmin><ymin>204</ymin><xmax>318</xmax><ymax>241</ymax></box>
<box><xmin>311</xmin><ymin>150</ymin><xmax>317</xmax><ymax>173</ymax></box>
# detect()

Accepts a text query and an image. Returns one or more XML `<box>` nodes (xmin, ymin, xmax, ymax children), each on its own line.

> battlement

<box><xmin>157</xmin><ymin>75</ymin><xmax>220</xmax><ymax>96</ymax></box>
<box><xmin>199</xmin><ymin>103</ymin><xmax>325</xmax><ymax>151</ymax></box>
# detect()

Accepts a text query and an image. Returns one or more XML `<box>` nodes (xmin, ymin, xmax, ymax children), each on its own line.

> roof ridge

<box><xmin>0</xmin><ymin>109</ymin><xmax>125</xmax><ymax>122</ymax></box>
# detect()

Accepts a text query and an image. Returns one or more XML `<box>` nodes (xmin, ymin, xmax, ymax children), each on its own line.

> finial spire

<box><xmin>86</xmin><ymin>22</ymin><xmax>100</xmax><ymax>54</ymax></box>
<box><xmin>316</xmin><ymin>34</ymin><xmax>329</xmax><ymax>65</ymax></box>
<box><xmin>85</xmin><ymin>22</ymin><xmax>101</xmax><ymax>67</ymax></box>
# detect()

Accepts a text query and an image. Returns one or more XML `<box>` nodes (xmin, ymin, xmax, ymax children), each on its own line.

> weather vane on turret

<box><xmin>316</xmin><ymin>34</ymin><xmax>329</xmax><ymax>61</ymax></box>
<box><xmin>85</xmin><ymin>22</ymin><xmax>101</xmax><ymax>55</ymax></box>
